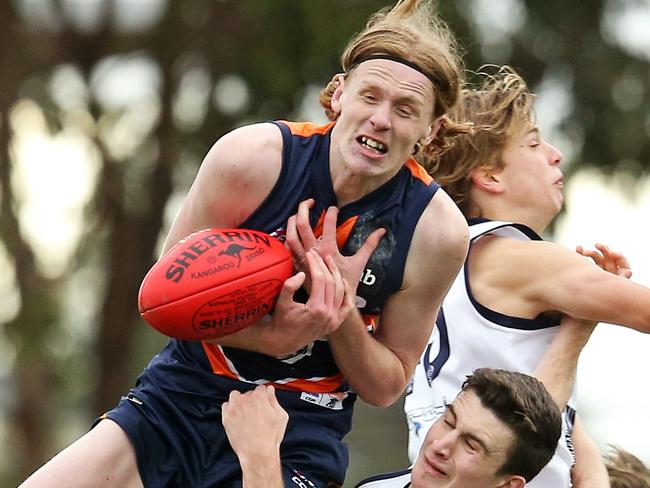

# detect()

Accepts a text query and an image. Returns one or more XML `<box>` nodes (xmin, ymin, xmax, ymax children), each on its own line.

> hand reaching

<box><xmin>285</xmin><ymin>199</ymin><xmax>385</xmax><ymax>296</ymax></box>
<box><xmin>576</xmin><ymin>243</ymin><xmax>632</xmax><ymax>279</ymax></box>
<box><xmin>256</xmin><ymin>245</ymin><xmax>354</xmax><ymax>357</ymax></box>
<box><xmin>222</xmin><ymin>386</ymin><xmax>288</xmax><ymax>481</ymax></box>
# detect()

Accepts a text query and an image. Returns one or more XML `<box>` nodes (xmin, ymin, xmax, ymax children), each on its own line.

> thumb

<box><xmin>356</xmin><ymin>228</ymin><xmax>386</xmax><ymax>263</ymax></box>
<box><xmin>278</xmin><ymin>271</ymin><xmax>306</xmax><ymax>303</ymax></box>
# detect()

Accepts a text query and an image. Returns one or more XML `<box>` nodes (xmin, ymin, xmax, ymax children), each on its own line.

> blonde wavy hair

<box><xmin>426</xmin><ymin>65</ymin><xmax>536</xmax><ymax>216</ymax></box>
<box><xmin>606</xmin><ymin>446</ymin><xmax>650</xmax><ymax>488</ymax></box>
<box><xmin>319</xmin><ymin>0</ymin><xmax>471</xmax><ymax>158</ymax></box>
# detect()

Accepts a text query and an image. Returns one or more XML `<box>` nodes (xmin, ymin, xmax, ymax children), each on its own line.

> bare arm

<box><xmin>162</xmin><ymin>122</ymin><xmax>283</xmax><ymax>252</ymax></box>
<box><xmin>533</xmin><ymin>244</ymin><xmax>628</xmax><ymax>488</ymax></box>
<box><xmin>534</xmin><ymin>316</ymin><xmax>609</xmax><ymax>487</ymax></box>
<box><xmin>534</xmin><ymin>316</ymin><xmax>595</xmax><ymax>409</ymax></box>
<box><xmin>222</xmin><ymin>386</ymin><xmax>287</xmax><ymax>488</ymax></box>
<box><xmin>159</xmin><ymin>125</ymin><xmax>350</xmax><ymax>356</ymax></box>
<box><xmin>476</xmin><ymin>238</ymin><xmax>650</xmax><ymax>333</ymax></box>
<box><xmin>327</xmin><ymin>191</ymin><xmax>469</xmax><ymax>406</ymax></box>
<box><xmin>571</xmin><ymin>417</ymin><xmax>610</xmax><ymax>488</ymax></box>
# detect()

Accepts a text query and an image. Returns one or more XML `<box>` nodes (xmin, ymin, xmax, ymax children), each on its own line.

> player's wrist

<box><xmin>238</xmin><ymin>449</ymin><xmax>282</xmax><ymax>472</ymax></box>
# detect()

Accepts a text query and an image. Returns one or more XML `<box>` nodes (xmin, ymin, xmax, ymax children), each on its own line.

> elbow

<box><xmin>358</xmin><ymin>392</ymin><xmax>401</xmax><ymax>408</ymax></box>
<box><xmin>356</xmin><ymin>383</ymin><xmax>406</xmax><ymax>407</ymax></box>
<box><xmin>355</xmin><ymin>362</ymin><xmax>415</xmax><ymax>406</ymax></box>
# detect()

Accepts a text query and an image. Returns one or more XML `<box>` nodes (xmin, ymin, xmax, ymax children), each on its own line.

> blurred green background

<box><xmin>2</xmin><ymin>0</ymin><xmax>650</xmax><ymax>486</ymax></box>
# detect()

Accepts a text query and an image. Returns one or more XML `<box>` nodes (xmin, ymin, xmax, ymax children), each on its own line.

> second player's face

<box><xmin>410</xmin><ymin>391</ymin><xmax>520</xmax><ymax>488</ymax></box>
<box><xmin>330</xmin><ymin>59</ymin><xmax>438</xmax><ymax>181</ymax></box>
<box><xmin>498</xmin><ymin>125</ymin><xmax>564</xmax><ymax>225</ymax></box>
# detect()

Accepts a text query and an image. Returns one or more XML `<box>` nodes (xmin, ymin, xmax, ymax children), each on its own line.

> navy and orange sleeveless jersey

<box><xmin>167</xmin><ymin>121</ymin><xmax>439</xmax><ymax>394</ymax></box>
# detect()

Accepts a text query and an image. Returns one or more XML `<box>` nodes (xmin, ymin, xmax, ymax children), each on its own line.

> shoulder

<box><xmin>414</xmin><ymin>189</ymin><xmax>469</xmax><ymax>263</ymax></box>
<box><xmin>202</xmin><ymin>122</ymin><xmax>283</xmax><ymax>177</ymax></box>
<box><xmin>161</xmin><ymin>123</ymin><xmax>284</xmax><ymax>249</ymax></box>
<box><xmin>196</xmin><ymin>122</ymin><xmax>284</xmax><ymax>219</ymax></box>
<box><xmin>469</xmin><ymin>231</ymin><xmax>590</xmax><ymax>302</ymax></box>
<box><xmin>403</xmin><ymin>189</ymin><xmax>469</xmax><ymax>293</ymax></box>
<box><xmin>472</xmin><ymin>234</ymin><xmax>570</xmax><ymax>273</ymax></box>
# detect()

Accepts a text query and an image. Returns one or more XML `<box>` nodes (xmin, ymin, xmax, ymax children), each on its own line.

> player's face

<box><xmin>329</xmin><ymin>59</ymin><xmax>439</xmax><ymax>182</ymax></box>
<box><xmin>498</xmin><ymin>125</ymin><xmax>564</xmax><ymax>228</ymax></box>
<box><xmin>410</xmin><ymin>391</ymin><xmax>521</xmax><ymax>488</ymax></box>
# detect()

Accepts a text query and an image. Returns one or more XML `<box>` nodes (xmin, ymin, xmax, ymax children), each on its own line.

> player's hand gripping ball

<box><xmin>138</xmin><ymin>228</ymin><xmax>293</xmax><ymax>340</ymax></box>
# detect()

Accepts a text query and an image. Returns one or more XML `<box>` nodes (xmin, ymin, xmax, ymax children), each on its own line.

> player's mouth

<box><xmin>424</xmin><ymin>454</ymin><xmax>448</xmax><ymax>478</ymax></box>
<box><xmin>357</xmin><ymin>135</ymin><xmax>388</xmax><ymax>155</ymax></box>
<box><xmin>554</xmin><ymin>176</ymin><xmax>564</xmax><ymax>189</ymax></box>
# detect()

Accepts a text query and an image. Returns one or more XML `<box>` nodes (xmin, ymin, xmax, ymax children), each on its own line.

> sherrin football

<box><xmin>138</xmin><ymin>228</ymin><xmax>293</xmax><ymax>340</ymax></box>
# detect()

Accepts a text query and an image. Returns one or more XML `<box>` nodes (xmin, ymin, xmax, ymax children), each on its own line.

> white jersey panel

<box><xmin>404</xmin><ymin>220</ymin><xmax>577</xmax><ymax>488</ymax></box>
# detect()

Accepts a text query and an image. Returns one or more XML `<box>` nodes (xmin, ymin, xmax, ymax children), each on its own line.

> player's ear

<box><xmin>496</xmin><ymin>474</ymin><xmax>526</xmax><ymax>488</ymax></box>
<box><xmin>330</xmin><ymin>74</ymin><xmax>346</xmax><ymax>116</ymax></box>
<box><xmin>470</xmin><ymin>164</ymin><xmax>504</xmax><ymax>194</ymax></box>
<box><xmin>423</xmin><ymin>115</ymin><xmax>445</xmax><ymax>145</ymax></box>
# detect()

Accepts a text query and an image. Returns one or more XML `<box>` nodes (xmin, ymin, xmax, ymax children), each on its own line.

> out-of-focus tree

<box><xmin>439</xmin><ymin>0</ymin><xmax>650</xmax><ymax>179</ymax></box>
<box><xmin>1</xmin><ymin>0</ymin><xmax>649</xmax><ymax>486</ymax></box>
<box><xmin>0</xmin><ymin>1</ymin><xmax>390</xmax><ymax>484</ymax></box>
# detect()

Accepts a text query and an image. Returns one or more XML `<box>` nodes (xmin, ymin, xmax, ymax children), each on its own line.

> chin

<box><xmin>346</xmin><ymin>157</ymin><xmax>386</xmax><ymax>178</ymax></box>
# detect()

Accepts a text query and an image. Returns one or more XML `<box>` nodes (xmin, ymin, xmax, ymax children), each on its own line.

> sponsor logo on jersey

<box><xmin>121</xmin><ymin>394</ymin><xmax>143</xmax><ymax>406</ymax></box>
<box><xmin>299</xmin><ymin>392</ymin><xmax>346</xmax><ymax>410</ymax></box>
<box><xmin>358</xmin><ymin>266</ymin><xmax>384</xmax><ymax>296</ymax></box>
<box><xmin>278</xmin><ymin>342</ymin><xmax>315</xmax><ymax>364</ymax></box>
<box><xmin>289</xmin><ymin>470</ymin><xmax>316</xmax><ymax>488</ymax></box>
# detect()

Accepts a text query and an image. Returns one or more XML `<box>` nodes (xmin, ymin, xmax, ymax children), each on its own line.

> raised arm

<box><xmin>327</xmin><ymin>191</ymin><xmax>468</xmax><ymax>406</ymax></box>
<box><xmin>571</xmin><ymin>417</ymin><xmax>610</xmax><ymax>488</ymax></box>
<box><xmin>534</xmin><ymin>243</ymin><xmax>629</xmax><ymax>488</ymax></box>
<box><xmin>534</xmin><ymin>315</ymin><xmax>595</xmax><ymax>409</ymax></box>
<box><xmin>222</xmin><ymin>386</ymin><xmax>288</xmax><ymax>488</ymax></box>
<box><xmin>478</xmin><ymin>237</ymin><xmax>650</xmax><ymax>333</ymax></box>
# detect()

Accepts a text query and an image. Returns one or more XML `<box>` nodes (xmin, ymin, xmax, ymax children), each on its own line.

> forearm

<box><xmin>222</xmin><ymin>386</ymin><xmax>288</xmax><ymax>488</ymax></box>
<box><xmin>208</xmin><ymin>315</ymin><xmax>307</xmax><ymax>358</ymax></box>
<box><xmin>328</xmin><ymin>312</ymin><xmax>410</xmax><ymax>407</ymax></box>
<box><xmin>571</xmin><ymin>417</ymin><xmax>609</xmax><ymax>488</ymax></box>
<box><xmin>534</xmin><ymin>317</ymin><xmax>595</xmax><ymax>409</ymax></box>
<box><xmin>208</xmin><ymin>315</ymin><xmax>277</xmax><ymax>355</ymax></box>
<box><xmin>240</xmin><ymin>454</ymin><xmax>285</xmax><ymax>488</ymax></box>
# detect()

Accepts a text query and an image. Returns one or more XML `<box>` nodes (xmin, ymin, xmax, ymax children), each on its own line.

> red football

<box><xmin>138</xmin><ymin>228</ymin><xmax>293</xmax><ymax>340</ymax></box>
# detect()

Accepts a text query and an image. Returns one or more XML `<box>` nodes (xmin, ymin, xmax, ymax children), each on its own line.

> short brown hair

<box><xmin>606</xmin><ymin>446</ymin><xmax>650</xmax><ymax>488</ymax></box>
<box><xmin>462</xmin><ymin>368</ymin><xmax>561</xmax><ymax>482</ymax></box>
<box><xmin>319</xmin><ymin>0</ymin><xmax>471</xmax><ymax>158</ymax></box>
<box><xmin>427</xmin><ymin>65</ymin><xmax>535</xmax><ymax>216</ymax></box>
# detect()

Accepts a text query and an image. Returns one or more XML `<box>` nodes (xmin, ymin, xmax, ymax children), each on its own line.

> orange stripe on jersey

<box><xmin>405</xmin><ymin>157</ymin><xmax>433</xmax><ymax>184</ymax></box>
<box><xmin>201</xmin><ymin>342</ymin><xmax>345</xmax><ymax>393</ymax></box>
<box><xmin>202</xmin><ymin>342</ymin><xmax>239</xmax><ymax>381</ymax></box>
<box><xmin>280</xmin><ymin>121</ymin><xmax>335</xmax><ymax>138</ymax></box>
<box><xmin>364</xmin><ymin>314</ymin><xmax>379</xmax><ymax>332</ymax></box>
<box><xmin>272</xmin><ymin>374</ymin><xmax>344</xmax><ymax>393</ymax></box>
<box><xmin>313</xmin><ymin>214</ymin><xmax>359</xmax><ymax>249</ymax></box>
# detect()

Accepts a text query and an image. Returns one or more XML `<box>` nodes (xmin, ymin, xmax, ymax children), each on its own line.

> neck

<box><xmin>474</xmin><ymin>201</ymin><xmax>553</xmax><ymax>234</ymax></box>
<box><xmin>329</xmin><ymin>164</ymin><xmax>397</xmax><ymax>206</ymax></box>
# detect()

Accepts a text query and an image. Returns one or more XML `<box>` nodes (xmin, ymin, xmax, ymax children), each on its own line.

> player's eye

<box><xmin>442</xmin><ymin>415</ymin><xmax>455</xmax><ymax>428</ymax></box>
<box><xmin>362</xmin><ymin>93</ymin><xmax>378</xmax><ymax>103</ymax></box>
<box><xmin>464</xmin><ymin>439</ymin><xmax>477</xmax><ymax>451</ymax></box>
<box><xmin>396</xmin><ymin>105</ymin><xmax>414</xmax><ymax>118</ymax></box>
